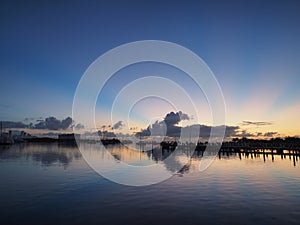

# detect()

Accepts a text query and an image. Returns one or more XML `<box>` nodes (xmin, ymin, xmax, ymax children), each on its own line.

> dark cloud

<box><xmin>242</xmin><ymin>121</ymin><xmax>273</xmax><ymax>126</ymax></box>
<box><xmin>224</xmin><ymin>126</ymin><xmax>240</xmax><ymax>137</ymax></box>
<box><xmin>256</xmin><ymin>132</ymin><xmax>262</xmax><ymax>136</ymax></box>
<box><xmin>24</xmin><ymin>117</ymin><xmax>34</xmax><ymax>122</ymax></box>
<box><xmin>184</xmin><ymin>124</ymin><xmax>240</xmax><ymax>139</ymax></box>
<box><xmin>164</xmin><ymin>111</ymin><xmax>190</xmax><ymax>127</ymax></box>
<box><xmin>34</xmin><ymin>116</ymin><xmax>73</xmax><ymax>130</ymax></box>
<box><xmin>228</xmin><ymin>129</ymin><xmax>265</xmax><ymax>138</ymax></box>
<box><xmin>2</xmin><ymin>116</ymin><xmax>78</xmax><ymax>131</ymax></box>
<box><xmin>135</xmin><ymin>111</ymin><xmax>187</xmax><ymax>138</ymax></box>
<box><xmin>61</xmin><ymin>117</ymin><xmax>73</xmax><ymax>129</ymax></box>
<box><xmin>178</xmin><ymin>111</ymin><xmax>190</xmax><ymax>120</ymax></box>
<box><xmin>74</xmin><ymin>123</ymin><xmax>85</xmax><ymax>130</ymax></box>
<box><xmin>113</xmin><ymin>121</ymin><xmax>123</xmax><ymax>130</ymax></box>
<box><xmin>138</xmin><ymin>123</ymin><xmax>241</xmax><ymax>139</ymax></box>
<box><xmin>0</xmin><ymin>121</ymin><xmax>28</xmax><ymax>129</ymax></box>
<box><xmin>135</xmin><ymin>120</ymin><xmax>167</xmax><ymax>137</ymax></box>
<box><xmin>230</xmin><ymin>130</ymin><xmax>278</xmax><ymax>138</ymax></box>
<box><xmin>236</xmin><ymin>130</ymin><xmax>256</xmax><ymax>137</ymax></box>
<box><xmin>82</xmin><ymin>131</ymin><xmax>99</xmax><ymax>137</ymax></box>
<box><xmin>264</xmin><ymin>132</ymin><xmax>278</xmax><ymax>137</ymax></box>
<box><xmin>24</xmin><ymin>117</ymin><xmax>43</xmax><ymax>123</ymax></box>
<box><xmin>159</xmin><ymin>111</ymin><xmax>190</xmax><ymax>137</ymax></box>
<box><xmin>136</xmin><ymin>111</ymin><xmax>240</xmax><ymax>139</ymax></box>
<box><xmin>136</xmin><ymin>126</ymin><xmax>151</xmax><ymax>137</ymax></box>
<box><xmin>98</xmin><ymin>130</ymin><xmax>117</xmax><ymax>138</ymax></box>
<box><xmin>34</xmin><ymin>121</ymin><xmax>46</xmax><ymax>129</ymax></box>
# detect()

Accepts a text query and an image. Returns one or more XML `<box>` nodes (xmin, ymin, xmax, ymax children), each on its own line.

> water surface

<box><xmin>0</xmin><ymin>143</ymin><xmax>299</xmax><ymax>225</ymax></box>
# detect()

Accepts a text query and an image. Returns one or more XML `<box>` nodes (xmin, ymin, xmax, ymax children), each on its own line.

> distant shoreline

<box><xmin>2</xmin><ymin>137</ymin><xmax>300</xmax><ymax>152</ymax></box>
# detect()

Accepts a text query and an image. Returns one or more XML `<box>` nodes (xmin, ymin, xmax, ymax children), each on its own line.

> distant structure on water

<box><xmin>101</xmin><ymin>138</ymin><xmax>121</xmax><ymax>145</ymax></box>
<box><xmin>58</xmin><ymin>133</ymin><xmax>80</xmax><ymax>143</ymax></box>
<box><xmin>0</xmin><ymin>121</ymin><xmax>13</xmax><ymax>145</ymax></box>
<box><xmin>0</xmin><ymin>121</ymin><xmax>32</xmax><ymax>145</ymax></box>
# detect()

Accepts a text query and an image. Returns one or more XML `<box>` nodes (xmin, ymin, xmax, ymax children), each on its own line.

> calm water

<box><xmin>1</xmin><ymin>143</ymin><xmax>300</xmax><ymax>225</ymax></box>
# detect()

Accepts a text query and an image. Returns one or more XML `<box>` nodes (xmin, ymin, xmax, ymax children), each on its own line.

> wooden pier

<box><xmin>158</xmin><ymin>140</ymin><xmax>300</xmax><ymax>166</ymax></box>
<box><xmin>160</xmin><ymin>141</ymin><xmax>300</xmax><ymax>155</ymax></box>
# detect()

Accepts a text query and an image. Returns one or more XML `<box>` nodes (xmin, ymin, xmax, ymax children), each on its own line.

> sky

<box><xmin>0</xmin><ymin>0</ymin><xmax>300</xmax><ymax>138</ymax></box>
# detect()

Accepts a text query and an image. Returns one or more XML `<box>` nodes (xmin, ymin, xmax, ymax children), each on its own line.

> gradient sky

<box><xmin>0</xmin><ymin>0</ymin><xmax>300</xmax><ymax>136</ymax></box>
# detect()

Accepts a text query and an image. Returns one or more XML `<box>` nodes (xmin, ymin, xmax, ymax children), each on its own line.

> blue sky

<box><xmin>1</xmin><ymin>0</ymin><xmax>300</xmax><ymax>136</ymax></box>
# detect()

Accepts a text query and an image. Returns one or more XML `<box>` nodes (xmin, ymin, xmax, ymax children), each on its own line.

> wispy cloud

<box><xmin>242</xmin><ymin>121</ymin><xmax>273</xmax><ymax>126</ymax></box>
<box><xmin>264</xmin><ymin>131</ymin><xmax>278</xmax><ymax>137</ymax></box>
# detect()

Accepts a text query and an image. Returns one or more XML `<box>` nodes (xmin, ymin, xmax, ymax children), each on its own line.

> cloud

<box><xmin>61</xmin><ymin>117</ymin><xmax>73</xmax><ymax>130</ymax></box>
<box><xmin>1</xmin><ymin>116</ymin><xmax>84</xmax><ymax>132</ymax></box>
<box><xmin>98</xmin><ymin>130</ymin><xmax>116</xmax><ymax>138</ymax></box>
<box><xmin>137</xmin><ymin>123</ymin><xmax>241</xmax><ymax>139</ymax></box>
<box><xmin>1</xmin><ymin>117</ymin><xmax>74</xmax><ymax>130</ymax></box>
<box><xmin>242</xmin><ymin>121</ymin><xmax>273</xmax><ymax>126</ymax></box>
<box><xmin>232</xmin><ymin>130</ymin><xmax>256</xmax><ymax>137</ymax></box>
<box><xmin>178</xmin><ymin>111</ymin><xmax>190</xmax><ymax>120</ymax></box>
<box><xmin>256</xmin><ymin>132</ymin><xmax>262</xmax><ymax>136</ymax></box>
<box><xmin>231</xmin><ymin>130</ymin><xmax>279</xmax><ymax>138</ymax></box>
<box><xmin>224</xmin><ymin>126</ymin><xmax>240</xmax><ymax>137</ymax></box>
<box><xmin>264</xmin><ymin>131</ymin><xmax>278</xmax><ymax>137</ymax></box>
<box><xmin>1</xmin><ymin>121</ymin><xmax>28</xmax><ymax>129</ymax></box>
<box><xmin>164</xmin><ymin>111</ymin><xmax>190</xmax><ymax>126</ymax></box>
<box><xmin>161</xmin><ymin>111</ymin><xmax>191</xmax><ymax>137</ymax></box>
<box><xmin>34</xmin><ymin>116</ymin><xmax>73</xmax><ymax>130</ymax></box>
<box><xmin>184</xmin><ymin>124</ymin><xmax>240</xmax><ymax>139</ymax></box>
<box><xmin>136</xmin><ymin>126</ymin><xmax>151</xmax><ymax>137</ymax></box>
<box><xmin>136</xmin><ymin>111</ymin><xmax>240</xmax><ymax>139</ymax></box>
<box><xmin>23</xmin><ymin>117</ymin><xmax>43</xmax><ymax>123</ymax></box>
<box><xmin>74</xmin><ymin>123</ymin><xmax>85</xmax><ymax>130</ymax></box>
<box><xmin>135</xmin><ymin>111</ymin><xmax>190</xmax><ymax>138</ymax></box>
<box><xmin>113</xmin><ymin>121</ymin><xmax>123</xmax><ymax>130</ymax></box>
<box><xmin>82</xmin><ymin>131</ymin><xmax>99</xmax><ymax>137</ymax></box>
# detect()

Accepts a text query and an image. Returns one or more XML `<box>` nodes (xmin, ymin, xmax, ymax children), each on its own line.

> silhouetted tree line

<box><xmin>231</xmin><ymin>137</ymin><xmax>300</xmax><ymax>148</ymax></box>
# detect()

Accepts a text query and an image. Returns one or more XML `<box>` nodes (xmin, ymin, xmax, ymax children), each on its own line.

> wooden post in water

<box><xmin>293</xmin><ymin>154</ymin><xmax>296</xmax><ymax>167</ymax></box>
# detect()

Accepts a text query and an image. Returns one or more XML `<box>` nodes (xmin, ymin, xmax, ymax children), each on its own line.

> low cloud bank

<box><xmin>2</xmin><ymin>116</ymin><xmax>84</xmax><ymax>131</ymax></box>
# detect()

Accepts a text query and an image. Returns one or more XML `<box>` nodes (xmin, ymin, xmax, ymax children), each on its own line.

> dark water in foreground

<box><xmin>0</xmin><ymin>143</ymin><xmax>300</xmax><ymax>225</ymax></box>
